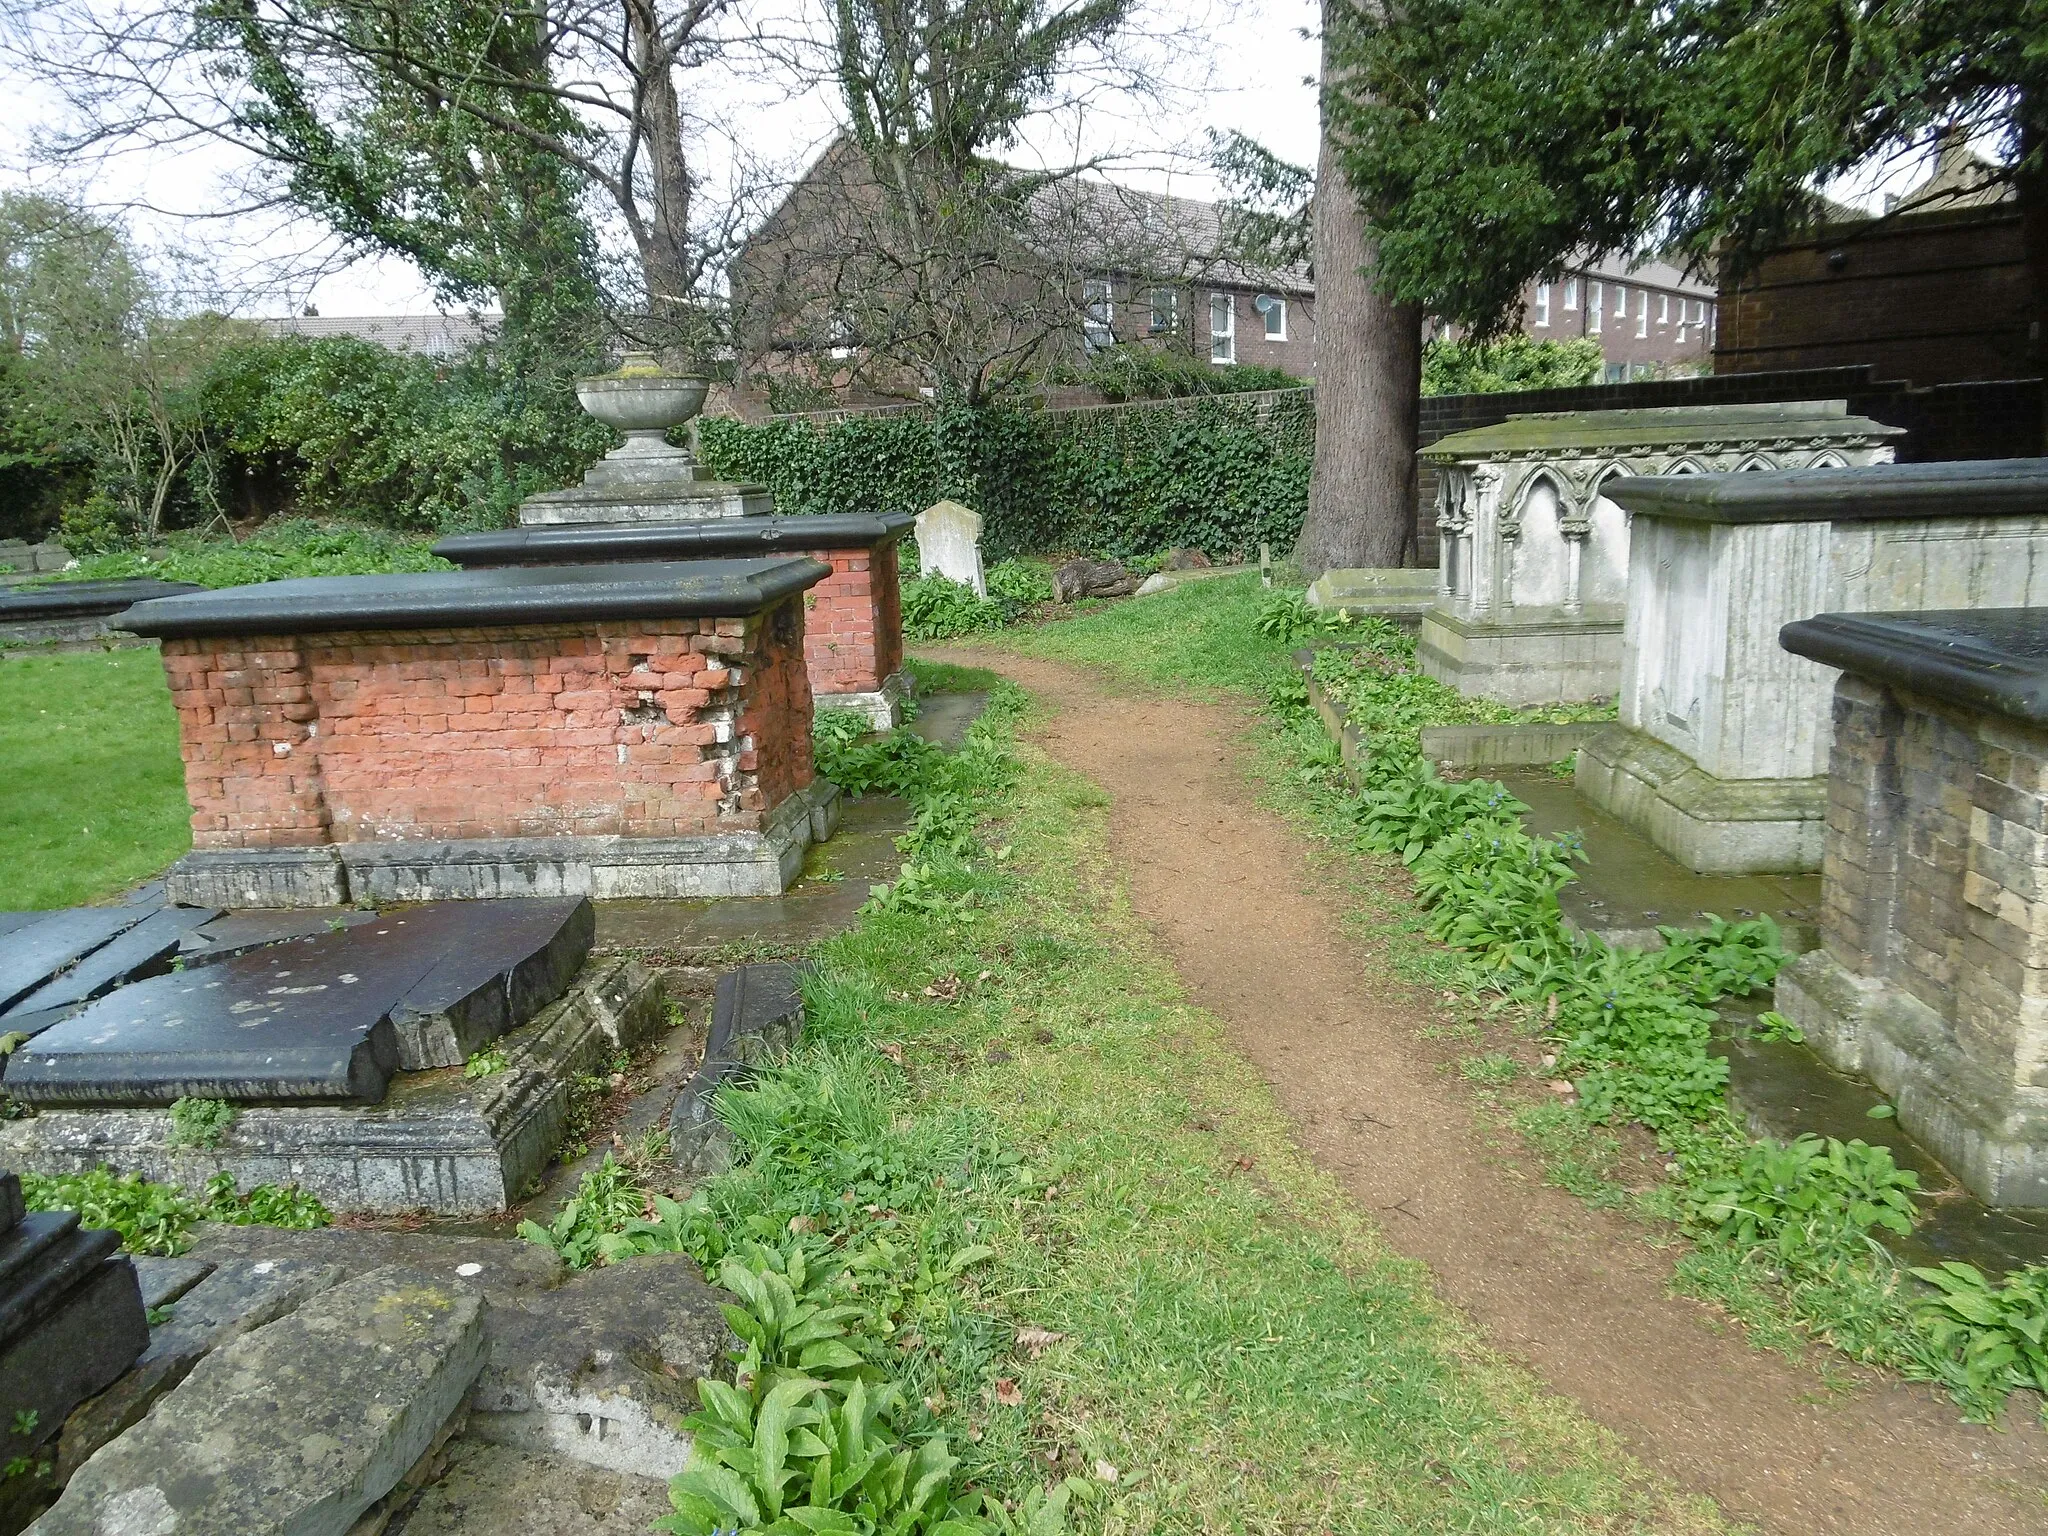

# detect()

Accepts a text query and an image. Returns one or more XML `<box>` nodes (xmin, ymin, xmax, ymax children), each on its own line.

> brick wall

<box><xmin>1820</xmin><ymin>673</ymin><xmax>2048</xmax><ymax>1089</ymax></box>
<box><xmin>1716</xmin><ymin>206</ymin><xmax>2035</xmax><ymax>386</ymax></box>
<box><xmin>801</xmin><ymin>541</ymin><xmax>903</xmax><ymax>695</ymax></box>
<box><xmin>160</xmin><ymin>602</ymin><xmax>815</xmax><ymax>850</ymax></box>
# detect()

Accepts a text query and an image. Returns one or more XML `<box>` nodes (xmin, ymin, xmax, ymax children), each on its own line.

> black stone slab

<box><xmin>0</xmin><ymin>920</ymin><xmax>443</xmax><ymax>1106</ymax></box>
<box><xmin>435</xmin><ymin>512</ymin><xmax>916</xmax><ymax>568</ymax></box>
<box><xmin>0</xmin><ymin>1004</ymin><xmax>83</xmax><ymax>1044</ymax></box>
<box><xmin>669</xmin><ymin>962</ymin><xmax>806</xmax><ymax>1175</ymax></box>
<box><xmin>0</xmin><ymin>579</ymin><xmax>202</xmax><ymax>622</ymax></box>
<box><xmin>0</xmin><ymin>1214</ymin><xmax>122</xmax><ymax>1344</ymax></box>
<box><xmin>0</xmin><ymin>1174</ymin><xmax>20</xmax><ymax>1236</ymax></box>
<box><xmin>0</xmin><ymin>908</ymin><xmax>154</xmax><ymax>1014</ymax></box>
<box><xmin>117</xmin><ymin>556</ymin><xmax>830</xmax><ymax>638</ymax></box>
<box><xmin>1607</xmin><ymin>457</ymin><xmax>2048</xmax><ymax>525</ymax></box>
<box><xmin>1781</xmin><ymin>609</ymin><xmax>2048</xmax><ymax>725</ymax></box>
<box><xmin>384</xmin><ymin>898</ymin><xmax>595</xmax><ymax>1069</ymax></box>
<box><xmin>178</xmin><ymin>907</ymin><xmax>379</xmax><ymax>968</ymax></box>
<box><xmin>0</xmin><ymin>1254</ymin><xmax>147</xmax><ymax>1459</ymax></box>
<box><xmin>0</xmin><ymin>917</ymin><xmax>41</xmax><ymax>942</ymax></box>
<box><xmin>2</xmin><ymin>906</ymin><xmax>221</xmax><ymax>1019</ymax></box>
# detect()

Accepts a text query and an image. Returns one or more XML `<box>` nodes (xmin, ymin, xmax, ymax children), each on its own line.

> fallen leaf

<box><xmin>1233</xmin><ymin>1156</ymin><xmax>1255</xmax><ymax>1172</ymax></box>
<box><xmin>1094</xmin><ymin>1460</ymin><xmax>1120</xmax><ymax>1484</ymax></box>
<box><xmin>994</xmin><ymin>1378</ymin><xmax>1023</xmax><ymax>1407</ymax></box>
<box><xmin>1547</xmin><ymin>1079</ymin><xmax>1575</xmax><ymax>1095</ymax></box>
<box><xmin>876</xmin><ymin>1042</ymin><xmax>906</xmax><ymax>1066</ymax></box>
<box><xmin>1015</xmin><ymin>1326</ymin><xmax>1065</xmax><ymax>1359</ymax></box>
<box><xmin>924</xmin><ymin>973</ymin><xmax>963</xmax><ymax>1002</ymax></box>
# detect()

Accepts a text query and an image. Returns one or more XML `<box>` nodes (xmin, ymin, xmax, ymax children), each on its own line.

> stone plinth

<box><xmin>1774</xmin><ymin>610</ymin><xmax>2048</xmax><ymax>1207</ymax></box>
<box><xmin>1578</xmin><ymin>459</ymin><xmax>2048</xmax><ymax>874</ymax></box>
<box><xmin>119</xmin><ymin>560</ymin><xmax>839</xmax><ymax>907</ymax></box>
<box><xmin>436</xmin><ymin>515</ymin><xmax>912</xmax><ymax>728</ymax></box>
<box><xmin>1419</xmin><ymin>402</ymin><xmax>1900</xmax><ymax>705</ymax></box>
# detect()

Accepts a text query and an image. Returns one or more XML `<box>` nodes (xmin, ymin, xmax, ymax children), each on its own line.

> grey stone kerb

<box><xmin>116</xmin><ymin>557</ymin><xmax>829</xmax><ymax>638</ymax></box>
<box><xmin>1415</xmin><ymin>400</ymin><xmax>1899</xmax><ymax>708</ymax></box>
<box><xmin>1576</xmin><ymin>458</ymin><xmax>2048</xmax><ymax>876</ymax></box>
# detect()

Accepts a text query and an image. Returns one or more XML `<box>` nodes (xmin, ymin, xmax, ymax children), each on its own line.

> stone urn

<box><xmin>573</xmin><ymin>352</ymin><xmax>710</xmax><ymax>483</ymax></box>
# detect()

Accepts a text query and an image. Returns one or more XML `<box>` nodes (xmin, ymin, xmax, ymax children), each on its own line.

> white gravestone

<box><xmin>915</xmin><ymin>501</ymin><xmax>986</xmax><ymax>596</ymax></box>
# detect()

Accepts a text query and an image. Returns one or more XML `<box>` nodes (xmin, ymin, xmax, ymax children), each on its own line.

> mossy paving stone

<box><xmin>34</xmin><ymin>1266</ymin><xmax>486</xmax><ymax>1536</ymax></box>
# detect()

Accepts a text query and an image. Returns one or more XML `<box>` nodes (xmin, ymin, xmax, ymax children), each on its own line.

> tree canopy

<box><xmin>1329</xmin><ymin>0</ymin><xmax>2048</xmax><ymax>337</ymax></box>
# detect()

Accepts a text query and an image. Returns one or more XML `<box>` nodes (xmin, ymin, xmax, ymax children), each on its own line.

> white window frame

<box><xmin>1635</xmin><ymin>290</ymin><xmax>1648</xmax><ymax>338</ymax></box>
<box><xmin>827</xmin><ymin>312</ymin><xmax>854</xmax><ymax>361</ymax></box>
<box><xmin>1658</xmin><ymin>292</ymin><xmax>1671</xmax><ymax>327</ymax></box>
<box><xmin>1082</xmin><ymin>277</ymin><xmax>1115</xmax><ymax>354</ymax></box>
<box><xmin>1588</xmin><ymin>281</ymin><xmax>1604</xmax><ymax>336</ymax></box>
<box><xmin>1255</xmin><ymin>293</ymin><xmax>1287</xmax><ymax>341</ymax></box>
<box><xmin>1533</xmin><ymin>283</ymin><xmax>1551</xmax><ymax>327</ymax></box>
<box><xmin>1149</xmin><ymin>287</ymin><xmax>1179</xmax><ymax>335</ymax></box>
<box><xmin>1564</xmin><ymin>278</ymin><xmax>1579</xmax><ymax>312</ymax></box>
<box><xmin>1209</xmin><ymin>292</ymin><xmax>1235</xmax><ymax>363</ymax></box>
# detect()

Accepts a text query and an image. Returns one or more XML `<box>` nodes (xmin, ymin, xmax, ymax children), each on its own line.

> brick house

<box><xmin>1435</xmin><ymin>254</ymin><xmax>1719</xmax><ymax>381</ymax></box>
<box><xmin>730</xmin><ymin>138</ymin><xmax>1316</xmax><ymax>404</ymax></box>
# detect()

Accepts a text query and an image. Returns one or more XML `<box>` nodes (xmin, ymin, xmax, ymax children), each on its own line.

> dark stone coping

<box><xmin>116</xmin><ymin>557</ymin><xmax>830</xmax><ymax>638</ymax></box>
<box><xmin>434</xmin><ymin>512</ymin><xmax>916</xmax><ymax>567</ymax></box>
<box><xmin>1780</xmin><ymin>609</ymin><xmax>2048</xmax><ymax>725</ymax></box>
<box><xmin>1606</xmin><ymin>458</ymin><xmax>2048</xmax><ymax>524</ymax></box>
<box><xmin>0</xmin><ymin>580</ymin><xmax>203</xmax><ymax>621</ymax></box>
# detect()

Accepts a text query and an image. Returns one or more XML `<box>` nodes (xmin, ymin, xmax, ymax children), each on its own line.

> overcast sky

<box><xmin>0</xmin><ymin>0</ymin><xmax>1323</xmax><ymax>318</ymax></box>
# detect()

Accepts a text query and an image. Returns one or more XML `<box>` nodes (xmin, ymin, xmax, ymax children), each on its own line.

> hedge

<box><xmin>698</xmin><ymin>390</ymin><xmax>1313</xmax><ymax>560</ymax></box>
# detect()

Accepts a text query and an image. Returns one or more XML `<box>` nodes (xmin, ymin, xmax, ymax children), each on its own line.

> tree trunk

<box><xmin>2019</xmin><ymin>93</ymin><xmax>2048</xmax><ymax>455</ymax></box>
<box><xmin>1294</xmin><ymin>0</ymin><xmax>1423</xmax><ymax>579</ymax></box>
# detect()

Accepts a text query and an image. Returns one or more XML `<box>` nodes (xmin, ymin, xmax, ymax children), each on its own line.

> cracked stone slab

<box><xmin>669</xmin><ymin>962</ymin><xmax>805</xmax><ymax>1177</ymax></box>
<box><xmin>1</xmin><ymin>907</ymin><xmax>221</xmax><ymax>1021</ymax></box>
<box><xmin>129</xmin><ymin>1255</ymin><xmax>213</xmax><ymax>1312</ymax></box>
<box><xmin>0</xmin><ymin>909</ymin><xmax>155</xmax><ymax>1015</ymax></box>
<box><xmin>33</xmin><ymin>1265</ymin><xmax>486</xmax><ymax>1536</ymax></box>
<box><xmin>382</xmin><ymin>898</ymin><xmax>595</xmax><ymax>1070</ymax></box>
<box><xmin>178</xmin><ymin>910</ymin><xmax>380</xmax><ymax>969</ymax></box>
<box><xmin>57</xmin><ymin>1258</ymin><xmax>343</xmax><ymax>1480</ymax></box>
<box><xmin>470</xmin><ymin>1251</ymin><xmax>732</xmax><ymax>1478</ymax></box>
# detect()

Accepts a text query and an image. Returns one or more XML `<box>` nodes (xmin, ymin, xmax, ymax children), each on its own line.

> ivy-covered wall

<box><xmin>697</xmin><ymin>390</ymin><xmax>1313</xmax><ymax>560</ymax></box>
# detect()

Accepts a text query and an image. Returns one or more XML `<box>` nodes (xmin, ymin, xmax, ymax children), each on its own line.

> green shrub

<box><xmin>1911</xmin><ymin>1261</ymin><xmax>2048</xmax><ymax>1410</ymax></box>
<box><xmin>984</xmin><ymin>558</ymin><xmax>1053</xmax><ymax>605</ymax></box>
<box><xmin>1684</xmin><ymin>1135</ymin><xmax>1921</xmax><ymax>1261</ymax></box>
<box><xmin>1422</xmin><ymin>335</ymin><xmax>1605</xmax><ymax>395</ymax></box>
<box><xmin>1069</xmin><ymin>343</ymin><xmax>1302</xmax><ymax>402</ymax></box>
<box><xmin>168</xmin><ymin>1096</ymin><xmax>235</xmax><ymax>1149</ymax></box>
<box><xmin>901</xmin><ymin>575</ymin><xmax>1007</xmax><ymax>640</ymax></box>
<box><xmin>21</xmin><ymin>1166</ymin><xmax>329</xmax><ymax>1254</ymax></box>
<box><xmin>64</xmin><ymin>518</ymin><xmax>450</xmax><ymax>588</ymax></box>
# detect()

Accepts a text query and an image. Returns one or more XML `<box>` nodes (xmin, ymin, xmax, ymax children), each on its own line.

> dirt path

<box><xmin>944</xmin><ymin>646</ymin><xmax>2048</xmax><ymax>1536</ymax></box>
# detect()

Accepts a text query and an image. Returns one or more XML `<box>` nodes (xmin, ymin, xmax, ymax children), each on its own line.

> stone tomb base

<box><xmin>119</xmin><ymin>559</ymin><xmax>839</xmax><ymax>910</ymax></box>
<box><xmin>164</xmin><ymin>777</ymin><xmax>841</xmax><ymax>908</ymax></box>
<box><xmin>1417</xmin><ymin>606</ymin><xmax>1623</xmax><ymax>707</ymax></box>
<box><xmin>0</xmin><ymin>957</ymin><xmax>668</xmax><ymax>1215</ymax></box>
<box><xmin>1576</xmin><ymin>724</ymin><xmax>1826</xmax><ymax>876</ymax></box>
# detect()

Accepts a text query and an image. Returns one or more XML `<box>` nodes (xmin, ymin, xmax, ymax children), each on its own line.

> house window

<box><xmin>1613</xmin><ymin>286</ymin><xmax>1626</xmax><ymax>331</ymax></box>
<box><xmin>1588</xmin><ymin>282</ymin><xmax>1603</xmax><ymax>336</ymax></box>
<box><xmin>1149</xmin><ymin>287</ymin><xmax>1178</xmax><ymax>334</ymax></box>
<box><xmin>827</xmin><ymin>313</ymin><xmax>854</xmax><ymax>361</ymax></box>
<box><xmin>1210</xmin><ymin>292</ymin><xmax>1235</xmax><ymax>363</ymax></box>
<box><xmin>1534</xmin><ymin>283</ymin><xmax>1551</xmax><ymax>327</ymax></box>
<box><xmin>1658</xmin><ymin>293</ymin><xmax>1670</xmax><ymax>327</ymax></box>
<box><xmin>1676</xmin><ymin>306</ymin><xmax>1687</xmax><ymax>343</ymax></box>
<box><xmin>1704</xmin><ymin>301</ymin><xmax>1716</xmax><ymax>345</ymax></box>
<box><xmin>1635</xmin><ymin>291</ymin><xmax>1647</xmax><ymax>338</ymax></box>
<box><xmin>1564</xmin><ymin>278</ymin><xmax>1579</xmax><ymax>312</ymax></box>
<box><xmin>1255</xmin><ymin>293</ymin><xmax>1287</xmax><ymax>340</ymax></box>
<box><xmin>1083</xmin><ymin>278</ymin><xmax>1114</xmax><ymax>354</ymax></box>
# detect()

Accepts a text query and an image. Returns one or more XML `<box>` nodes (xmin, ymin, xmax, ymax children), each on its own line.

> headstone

<box><xmin>0</xmin><ymin>909</ymin><xmax>154</xmax><ymax>1015</ymax></box>
<box><xmin>915</xmin><ymin>501</ymin><xmax>986</xmax><ymax>596</ymax></box>
<box><xmin>31</xmin><ymin>1265</ymin><xmax>486</xmax><ymax>1536</ymax></box>
<box><xmin>0</xmin><ymin>1171</ymin><xmax>150</xmax><ymax>1470</ymax></box>
<box><xmin>1</xmin><ymin>907</ymin><xmax>220</xmax><ymax>1020</ymax></box>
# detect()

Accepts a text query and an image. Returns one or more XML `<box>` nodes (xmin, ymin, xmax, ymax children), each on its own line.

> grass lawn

<box><xmin>0</xmin><ymin>650</ymin><xmax>190</xmax><ymax>909</ymax></box>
